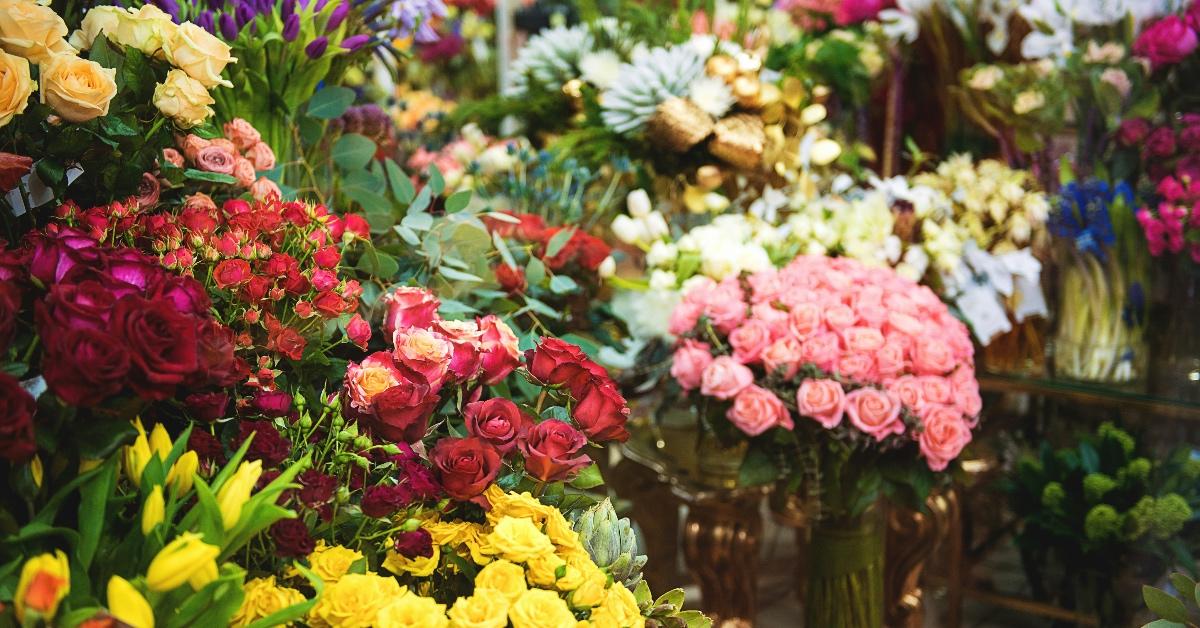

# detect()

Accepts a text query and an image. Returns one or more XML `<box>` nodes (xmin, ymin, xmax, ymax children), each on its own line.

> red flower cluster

<box><xmin>0</xmin><ymin>227</ymin><xmax>244</xmax><ymax>458</ymax></box>
<box><xmin>483</xmin><ymin>211</ymin><xmax>612</xmax><ymax>295</ymax></box>
<box><xmin>526</xmin><ymin>338</ymin><xmax>631</xmax><ymax>443</ymax></box>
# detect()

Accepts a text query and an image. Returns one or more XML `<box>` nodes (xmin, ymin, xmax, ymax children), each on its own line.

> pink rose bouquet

<box><xmin>669</xmin><ymin>255</ymin><xmax>981</xmax><ymax>518</ymax></box>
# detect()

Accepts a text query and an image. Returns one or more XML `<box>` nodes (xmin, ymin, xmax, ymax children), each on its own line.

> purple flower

<box><xmin>326</xmin><ymin>2</ymin><xmax>350</xmax><ymax>31</ymax></box>
<box><xmin>305</xmin><ymin>36</ymin><xmax>328</xmax><ymax>58</ymax></box>
<box><xmin>196</xmin><ymin>10</ymin><xmax>216</xmax><ymax>33</ymax></box>
<box><xmin>235</xmin><ymin>1</ymin><xmax>256</xmax><ymax>27</ymax></box>
<box><xmin>282</xmin><ymin>14</ymin><xmax>300</xmax><ymax>41</ymax></box>
<box><xmin>281</xmin><ymin>0</ymin><xmax>296</xmax><ymax>21</ymax></box>
<box><xmin>151</xmin><ymin>0</ymin><xmax>180</xmax><ymax>20</ymax></box>
<box><xmin>219</xmin><ymin>13</ymin><xmax>240</xmax><ymax>40</ymax></box>
<box><xmin>339</xmin><ymin>34</ymin><xmax>370</xmax><ymax>51</ymax></box>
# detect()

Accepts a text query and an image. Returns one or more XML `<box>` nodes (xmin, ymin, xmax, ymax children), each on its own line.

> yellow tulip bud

<box><xmin>149</xmin><ymin>423</ymin><xmax>173</xmax><ymax>460</ymax></box>
<box><xmin>124</xmin><ymin>419</ymin><xmax>153</xmax><ymax>486</ymax></box>
<box><xmin>107</xmin><ymin>576</ymin><xmax>155</xmax><ymax>628</ymax></box>
<box><xmin>15</xmin><ymin>550</ymin><xmax>70</xmax><ymax>623</ymax></box>
<box><xmin>30</xmin><ymin>455</ymin><xmax>42</xmax><ymax>489</ymax></box>
<box><xmin>145</xmin><ymin>532</ymin><xmax>220</xmax><ymax>592</ymax></box>
<box><xmin>79</xmin><ymin>457</ymin><xmax>103</xmax><ymax>474</ymax></box>
<box><xmin>166</xmin><ymin>450</ymin><xmax>198</xmax><ymax>494</ymax></box>
<box><xmin>186</xmin><ymin>557</ymin><xmax>219</xmax><ymax>591</ymax></box>
<box><xmin>215</xmin><ymin>460</ymin><xmax>262</xmax><ymax>531</ymax></box>
<box><xmin>142</xmin><ymin>485</ymin><xmax>165</xmax><ymax>535</ymax></box>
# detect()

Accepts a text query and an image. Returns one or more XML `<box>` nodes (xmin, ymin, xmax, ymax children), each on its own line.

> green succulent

<box><xmin>572</xmin><ymin>499</ymin><xmax>648</xmax><ymax>587</ymax></box>
<box><xmin>1083</xmin><ymin>473</ymin><xmax>1117</xmax><ymax>503</ymax></box>
<box><xmin>1084</xmin><ymin>504</ymin><xmax>1121</xmax><ymax>541</ymax></box>
<box><xmin>630</xmin><ymin>581</ymin><xmax>711</xmax><ymax>628</ymax></box>
<box><xmin>599</xmin><ymin>45</ymin><xmax>706</xmax><ymax>134</ymax></box>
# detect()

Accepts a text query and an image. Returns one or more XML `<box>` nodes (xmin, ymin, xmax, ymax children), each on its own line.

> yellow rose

<box><xmin>427</xmin><ymin>520</ymin><xmax>478</xmax><ymax>548</ymax></box>
<box><xmin>567</xmin><ymin>566</ymin><xmax>607</xmax><ymax>609</ymax></box>
<box><xmin>308</xmin><ymin>573</ymin><xmax>404</xmax><ymax>628</ymax></box>
<box><xmin>543</xmin><ymin>509</ymin><xmax>582</xmax><ymax>554</ymax></box>
<box><xmin>590</xmin><ymin>585</ymin><xmax>644</xmax><ymax>628</ymax></box>
<box><xmin>377</xmin><ymin>593</ymin><xmax>449</xmax><ymax>628</ymax></box>
<box><xmin>0</xmin><ymin>0</ymin><xmax>73</xmax><ymax>63</ymax></box>
<box><xmin>485</xmin><ymin>517</ymin><xmax>555</xmax><ymax>563</ymax></box>
<box><xmin>153</xmin><ymin>68</ymin><xmax>214</xmax><ymax>128</ymax></box>
<box><xmin>39</xmin><ymin>53</ymin><xmax>116</xmax><ymax>123</ymax></box>
<box><xmin>15</xmin><ymin>550</ymin><xmax>70</xmax><ymax>623</ymax></box>
<box><xmin>382</xmin><ymin>544</ymin><xmax>440</xmax><ymax>578</ymax></box>
<box><xmin>473</xmin><ymin>559</ymin><xmax>527</xmax><ymax>604</ymax></box>
<box><xmin>304</xmin><ymin>542</ymin><xmax>363</xmax><ymax>585</ymax></box>
<box><xmin>486</xmin><ymin>489</ymin><xmax>551</xmax><ymax>528</ymax></box>
<box><xmin>447</xmin><ymin>592</ymin><xmax>509</xmax><ymax>628</ymax></box>
<box><xmin>0</xmin><ymin>49</ymin><xmax>33</xmax><ymax>127</ymax></box>
<box><xmin>162</xmin><ymin>22</ymin><xmax>235</xmax><ymax>88</ymax></box>
<box><xmin>68</xmin><ymin>6</ymin><xmax>120</xmax><ymax>50</ymax></box>
<box><xmin>231</xmin><ymin>576</ymin><xmax>306</xmax><ymax>627</ymax></box>
<box><xmin>508</xmin><ymin>589</ymin><xmax>576</xmax><ymax>628</ymax></box>
<box><xmin>460</xmin><ymin>525</ymin><xmax>493</xmax><ymax>566</ymax></box>
<box><xmin>112</xmin><ymin>5</ymin><xmax>176</xmax><ymax>56</ymax></box>
<box><xmin>523</xmin><ymin>553</ymin><xmax>566</xmax><ymax>588</ymax></box>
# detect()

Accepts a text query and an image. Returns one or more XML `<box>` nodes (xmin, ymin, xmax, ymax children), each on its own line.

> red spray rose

<box><xmin>252</xmin><ymin>389</ymin><xmax>293</xmax><ymax>417</ymax></box>
<box><xmin>494</xmin><ymin>263</ymin><xmax>526</xmax><ymax>294</ymax></box>
<box><xmin>572</xmin><ymin>378</ymin><xmax>631</xmax><ymax>443</ymax></box>
<box><xmin>0</xmin><ymin>152</ymin><xmax>32</xmax><ymax>192</ymax></box>
<box><xmin>213</xmin><ymin>258</ymin><xmax>252</xmax><ymax>289</ymax></box>
<box><xmin>519</xmin><ymin>420</ymin><xmax>592</xmax><ymax>482</ymax></box>
<box><xmin>0</xmin><ymin>373</ymin><xmax>36</xmax><ymax>462</ymax></box>
<box><xmin>346</xmin><ymin>313</ymin><xmax>371</xmax><ymax>349</ymax></box>
<box><xmin>184</xmin><ymin>391</ymin><xmax>230</xmax><ymax>422</ymax></box>
<box><xmin>431</xmin><ymin>437</ymin><xmax>501</xmax><ymax>502</ymax></box>
<box><xmin>297</xmin><ymin>470</ymin><xmax>337</xmax><ymax>507</ymax></box>
<box><xmin>0</xmin><ymin>281</ymin><xmax>19</xmax><ymax>352</ymax></box>
<box><xmin>236</xmin><ymin>421</ymin><xmax>293</xmax><ymax>467</ymax></box>
<box><xmin>464</xmin><ymin>398</ymin><xmax>530</xmax><ymax>455</ymax></box>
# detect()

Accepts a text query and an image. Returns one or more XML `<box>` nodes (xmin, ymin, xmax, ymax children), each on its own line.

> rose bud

<box><xmin>476</xmin><ymin>315</ymin><xmax>521</xmax><ymax>385</ymax></box>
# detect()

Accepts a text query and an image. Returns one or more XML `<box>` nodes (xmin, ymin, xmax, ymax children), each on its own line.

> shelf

<box><xmin>978</xmin><ymin>372</ymin><xmax>1200</xmax><ymax>421</ymax></box>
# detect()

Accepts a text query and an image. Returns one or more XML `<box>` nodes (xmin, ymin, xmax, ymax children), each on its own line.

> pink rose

<box><xmin>162</xmin><ymin>147</ymin><xmax>185</xmax><ymax>168</ymax></box>
<box><xmin>705</xmin><ymin>297</ymin><xmax>747</xmax><ymax>334</ymax></box>
<box><xmin>223</xmin><ymin>118</ymin><xmax>262</xmax><ymax>150</ymax></box>
<box><xmin>345</xmin><ymin>351</ymin><xmax>403</xmax><ymax>412</ymax></box>
<box><xmin>233</xmin><ymin>157</ymin><xmax>256</xmax><ymax>187</ymax></box>
<box><xmin>844</xmin><ymin>388</ymin><xmax>904</xmax><ymax>441</ymax></box>
<box><xmin>393</xmin><ymin>327</ymin><xmax>452</xmax><ymax>390</ymax></box>
<box><xmin>751</xmin><ymin>301</ymin><xmax>788</xmax><ymax>327</ymax></box>
<box><xmin>668</xmin><ymin>301</ymin><xmax>703</xmax><ymax>336</ymax></box>
<box><xmin>824</xmin><ymin>304</ymin><xmax>856</xmax><ymax>330</ymax></box>
<box><xmin>476</xmin><ymin>315</ymin><xmax>521</xmax><ymax>385</ymax></box>
<box><xmin>954</xmin><ymin>378</ymin><xmax>983</xmax><ymax>419</ymax></box>
<box><xmin>918</xmin><ymin>404</ymin><xmax>972</xmax><ymax>471</ymax></box>
<box><xmin>436</xmin><ymin>319</ymin><xmax>483</xmax><ymax>382</ymax></box>
<box><xmin>801</xmin><ymin>332</ymin><xmax>840</xmax><ymax>373</ymax></box>
<box><xmin>245</xmin><ymin>141</ymin><xmax>277</xmax><ymax>171</ymax></box>
<box><xmin>346</xmin><ymin>313</ymin><xmax>371</xmax><ymax>349</ymax></box>
<box><xmin>180</xmin><ymin>134</ymin><xmax>210</xmax><ymax>162</ymax></box>
<box><xmin>1134</xmin><ymin>15</ymin><xmax>1198</xmax><ymax>70</ymax></box>
<box><xmin>842</xmin><ymin>326</ymin><xmax>885</xmax><ymax>353</ymax></box>
<box><xmin>730</xmin><ymin>319</ymin><xmax>773</xmax><ymax>364</ymax></box>
<box><xmin>918</xmin><ymin>376</ymin><xmax>954</xmax><ymax>407</ymax></box>
<box><xmin>251</xmin><ymin>177</ymin><xmax>281</xmax><ymax>201</ymax></box>
<box><xmin>787</xmin><ymin>302</ymin><xmax>824</xmax><ymax>340</ymax></box>
<box><xmin>796</xmin><ymin>379</ymin><xmax>845</xmax><ymax>428</ymax></box>
<box><xmin>875</xmin><ymin>342</ymin><xmax>906</xmax><ymax>379</ymax></box>
<box><xmin>196</xmin><ymin>145</ymin><xmax>236</xmax><ymax>174</ymax></box>
<box><xmin>887</xmin><ymin>376</ymin><xmax>924</xmax><ymax>410</ymax></box>
<box><xmin>726</xmin><ymin>385</ymin><xmax>793</xmax><ymax>436</ymax></box>
<box><xmin>854</xmin><ymin>302</ymin><xmax>888</xmax><ymax>328</ymax></box>
<box><xmin>912</xmin><ymin>337</ymin><xmax>956</xmax><ymax>375</ymax></box>
<box><xmin>700</xmin><ymin>356</ymin><xmax>754</xmax><ymax>400</ymax></box>
<box><xmin>762</xmin><ymin>337</ymin><xmax>803</xmax><ymax>379</ymax></box>
<box><xmin>886</xmin><ymin>311</ymin><xmax>923</xmax><ymax>337</ymax></box>
<box><xmin>837</xmin><ymin>352</ymin><xmax>876</xmax><ymax>382</ymax></box>
<box><xmin>381</xmin><ymin>287</ymin><xmax>440</xmax><ymax>337</ymax></box>
<box><xmin>670</xmin><ymin>339</ymin><xmax>714</xmax><ymax>391</ymax></box>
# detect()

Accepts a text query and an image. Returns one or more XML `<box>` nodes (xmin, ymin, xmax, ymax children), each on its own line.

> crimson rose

<box><xmin>464</xmin><ymin>398</ymin><xmax>530</xmax><ymax>455</ymax></box>
<box><xmin>525</xmin><ymin>337</ymin><xmax>606</xmax><ymax>396</ymax></box>
<box><xmin>431</xmin><ymin>437</ymin><xmax>501</xmax><ymax>501</ymax></box>
<box><xmin>573</xmin><ymin>379</ymin><xmax>631</xmax><ymax>443</ymax></box>
<box><xmin>109</xmin><ymin>295</ymin><xmax>199</xmax><ymax>400</ymax></box>
<box><xmin>0</xmin><ymin>373</ymin><xmax>36</xmax><ymax>462</ymax></box>
<box><xmin>520</xmin><ymin>419</ymin><xmax>591</xmax><ymax>482</ymax></box>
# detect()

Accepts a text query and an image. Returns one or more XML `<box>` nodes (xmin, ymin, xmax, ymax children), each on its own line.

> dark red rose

<box><xmin>188</xmin><ymin>429</ymin><xmax>225</xmax><ymax>466</ymax></box>
<box><xmin>0</xmin><ymin>152</ymin><xmax>33</xmax><ymax>192</ymax></box>
<box><xmin>494</xmin><ymin>263</ymin><xmax>526</xmax><ymax>295</ymax></box>
<box><xmin>312</xmin><ymin>246</ymin><xmax>340</xmax><ymax>269</ymax></box>
<box><xmin>0</xmin><ymin>281</ymin><xmax>19</xmax><ymax>352</ymax></box>
<box><xmin>369</xmin><ymin>379</ymin><xmax>439</xmax><ymax>443</ymax></box>
<box><xmin>525</xmin><ymin>337</ymin><xmax>607</xmax><ymax>396</ymax></box>
<box><xmin>40</xmin><ymin>327</ymin><xmax>131</xmax><ymax>406</ymax></box>
<box><xmin>431</xmin><ymin>437</ymin><xmax>501</xmax><ymax>502</ymax></box>
<box><xmin>1146</xmin><ymin>126</ymin><xmax>1178</xmax><ymax>159</ymax></box>
<box><xmin>0</xmin><ymin>248</ymin><xmax>28</xmax><ymax>282</ymax></box>
<box><xmin>1117</xmin><ymin>118</ymin><xmax>1151</xmax><ymax>147</ymax></box>
<box><xmin>572</xmin><ymin>378</ymin><xmax>631</xmax><ymax>443</ymax></box>
<box><xmin>236</xmin><ymin>421</ymin><xmax>292</xmax><ymax>467</ymax></box>
<box><xmin>147</xmin><ymin>274</ymin><xmax>211</xmax><ymax>316</ymax></box>
<box><xmin>213</xmin><ymin>258</ymin><xmax>252</xmax><ymax>289</ymax></box>
<box><xmin>520</xmin><ymin>419</ymin><xmax>591</xmax><ymax>482</ymax></box>
<box><xmin>394</xmin><ymin>529</ymin><xmax>433</xmax><ymax>559</ymax></box>
<box><xmin>184</xmin><ymin>391</ymin><xmax>229</xmax><ymax>422</ymax></box>
<box><xmin>396</xmin><ymin>455</ymin><xmax>442</xmax><ymax>501</ymax></box>
<box><xmin>464</xmin><ymin>398</ymin><xmax>530</xmax><ymax>455</ymax></box>
<box><xmin>193</xmin><ymin>320</ymin><xmax>245</xmax><ymax>387</ymax></box>
<box><xmin>361</xmin><ymin>483</ymin><xmax>415</xmax><ymax>518</ymax></box>
<box><xmin>0</xmin><ymin>373</ymin><xmax>36</xmax><ymax>462</ymax></box>
<box><xmin>253</xmin><ymin>390</ymin><xmax>293</xmax><ymax>417</ymax></box>
<box><xmin>40</xmin><ymin>281</ymin><xmax>115</xmax><ymax>331</ymax></box>
<box><xmin>297</xmin><ymin>470</ymin><xmax>337</xmax><ymax>507</ymax></box>
<box><xmin>312</xmin><ymin>291</ymin><xmax>348</xmax><ymax>317</ymax></box>
<box><xmin>346</xmin><ymin>314</ymin><xmax>371</xmax><ymax>349</ymax></box>
<box><xmin>108</xmin><ymin>295</ymin><xmax>199</xmax><ymax>400</ymax></box>
<box><xmin>271</xmin><ymin>518</ymin><xmax>315</xmax><ymax>558</ymax></box>
<box><xmin>28</xmin><ymin>228</ymin><xmax>101</xmax><ymax>285</ymax></box>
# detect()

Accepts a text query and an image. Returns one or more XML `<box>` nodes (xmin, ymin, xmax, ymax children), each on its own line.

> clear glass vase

<box><xmin>805</xmin><ymin>506</ymin><xmax>885</xmax><ymax>628</ymax></box>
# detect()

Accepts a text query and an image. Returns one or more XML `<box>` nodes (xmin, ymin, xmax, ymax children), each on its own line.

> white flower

<box><xmin>688</xmin><ymin>76</ymin><xmax>735</xmax><ymax>118</ymax></box>
<box><xmin>646</xmin><ymin>240</ymin><xmax>678</xmax><ymax>267</ymax></box>
<box><xmin>1083</xmin><ymin>40</ymin><xmax>1126</xmax><ymax>64</ymax></box>
<box><xmin>749</xmin><ymin>186</ymin><xmax>789</xmax><ymax>223</ymax></box>
<box><xmin>626</xmin><ymin>188</ymin><xmax>652</xmax><ymax>218</ymax></box>
<box><xmin>598</xmin><ymin>255</ymin><xmax>616</xmax><ymax>278</ymax></box>
<box><xmin>879</xmin><ymin>8</ymin><xmax>920</xmax><ymax>44</ymax></box>
<box><xmin>477</xmin><ymin>145</ymin><xmax>516</xmax><ymax>175</ymax></box>
<box><xmin>649</xmin><ymin>269</ymin><xmax>677</xmax><ymax>290</ymax></box>
<box><xmin>1100</xmin><ymin>68</ymin><xmax>1131</xmax><ymax>97</ymax></box>
<box><xmin>644</xmin><ymin>211</ymin><xmax>670</xmax><ymax>240</ymax></box>
<box><xmin>968</xmin><ymin>66</ymin><xmax>1003</xmax><ymax>90</ymax></box>
<box><xmin>810</xmin><ymin>139</ymin><xmax>843</xmax><ymax>166</ymax></box>
<box><xmin>686</xmin><ymin>34</ymin><xmax>717</xmax><ymax>59</ymax></box>
<box><xmin>737</xmin><ymin>245</ymin><xmax>772</xmax><ymax>274</ymax></box>
<box><xmin>703</xmin><ymin>192</ymin><xmax>730</xmax><ymax>213</ymax></box>
<box><xmin>580</xmin><ymin>50</ymin><xmax>622</xmax><ymax>89</ymax></box>
<box><xmin>1012</xmin><ymin>90</ymin><xmax>1045</xmax><ymax>115</ymax></box>
<box><xmin>612</xmin><ymin>214</ymin><xmax>648</xmax><ymax>245</ymax></box>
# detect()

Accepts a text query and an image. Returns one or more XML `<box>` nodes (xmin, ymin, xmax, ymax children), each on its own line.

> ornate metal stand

<box><xmin>679</xmin><ymin>489</ymin><xmax>765</xmax><ymax>626</ymax></box>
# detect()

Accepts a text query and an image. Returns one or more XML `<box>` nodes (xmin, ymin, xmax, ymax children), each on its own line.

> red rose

<box><xmin>109</xmin><ymin>296</ymin><xmax>198</xmax><ymax>400</ymax></box>
<box><xmin>0</xmin><ymin>373</ymin><xmax>36</xmax><ymax>462</ymax></box>
<box><xmin>574</xmin><ymin>232</ymin><xmax>611</xmax><ymax>271</ymax></box>
<box><xmin>312</xmin><ymin>291</ymin><xmax>348</xmax><ymax>318</ymax></box>
<box><xmin>268</xmin><ymin>325</ymin><xmax>307</xmax><ymax>361</ymax></box>
<box><xmin>184</xmin><ymin>391</ymin><xmax>229</xmax><ymax>422</ymax></box>
<box><xmin>147</xmin><ymin>274</ymin><xmax>211</xmax><ymax>317</ymax></box>
<box><xmin>431</xmin><ymin>437</ymin><xmax>501</xmax><ymax>501</ymax></box>
<box><xmin>39</xmin><ymin>280</ymin><xmax>114</xmax><ymax>332</ymax></box>
<box><xmin>253</xmin><ymin>390</ymin><xmax>293</xmax><ymax>417</ymax></box>
<box><xmin>520</xmin><ymin>420</ymin><xmax>591</xmax><ymax>482</ymax></box>
<box><xmin>464</xmin><ymin>398</ymin><xmax>530</xmax><ymax>455</ymax></box>
<box><xmin>264</xmin><ymin>253</ymin><xmax>299</xmax><ymax>278</ymax></box>
<box><xmin>312</xmin><ymin>246</ymin><xmax>341</xmax><ymax>269</ymax></box>
<box><xmin>213</xmin><ymin>258</ymin><xmax>252</xmax><ymax>289</ymax></box>
<box><xmin>193</xmin><ymin>320</ymin><xmax>245</xmax><ymax>387</ymax></box>
<box><xmin>369</xmin><ymin>375</ymin><xmax>439</xmax><ymax>443</ymax></box>
<box><xmin>0</xmin><ymin>281</ymin><xmax>20</xmax><ymax>353</ymax></box>
<box><xmin>477</xmin><ymin>315</ymin><xmax>521</xmax><ymax>385</ymax></box>
<box><xmin>394</xmin><ymin>529</ymin><xmax>433</xmax><ymax>559</ymax></box>
<box><xmin>242</xmin><ymin>276</ymin><xmax>270</xmax><ymax>303</ymax></box>
<box><xmin>346</xmin><ymin>313</ymin><xmax>371</xmax><ymax>349</ymax></box>
<box><xmin>344</xmin><ymin>214</ymin><xmax>370</xmax><ymax>240</ymax></box>
<box><xmin>572</xmin><ymin>378</ymin><xmax>631</xmax><ymax>443</ymax></box>
<box><xmin>40</xmin><ymin>326</ymin><xmax>130</xmax><ymax>406</ymax></box>
<box><xmin>494</xmin><ymin>263</ymin><xmax>526</xmax><ymax>294</ymax></box>
<box><xmin>0</xmin><ymin>152</ymin><xmax>33</xmax><ymax>192</ymax></box>
<box><xmin>525</xmin><ymin>337</ymin><xmax>608</xmax><ymax>396</ymax></box>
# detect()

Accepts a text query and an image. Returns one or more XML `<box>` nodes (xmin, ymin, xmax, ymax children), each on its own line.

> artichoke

<box><xmin>572</xmin><ymin>499</ymin><xmax>648</xmax><ymax>587</ymax></box>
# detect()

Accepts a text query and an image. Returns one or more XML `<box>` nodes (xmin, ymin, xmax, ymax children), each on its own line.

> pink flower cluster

<box><xmin>1133</xmin><ymin>11</ymin><xmax>1199</xmax><ymax>70</ymax></box>
<box><xmin>669</xmin><ymin>255</ymin><xmax>981</xmax><ymax>472</ymax></box>
<box><xmin>165</xmin><ymin>118</ymin><xmax>280</xmax><ymax>200</ymax></box>
<box><xmin>1137</xmin><ymin>175</ymin><xmax>1200</xmax><ymax>260</ymax></box>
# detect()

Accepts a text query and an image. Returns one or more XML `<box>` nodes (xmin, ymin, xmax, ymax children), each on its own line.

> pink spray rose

<box><xmin>381</xmin><ymin>287</ymin><xmax>440</xmax><ymax>337</ymax></box>
<box><xmin>700</xmin><ymin>356</ymin><xmax>754</xmax><ymax>400</ymax></box>
<box><xmin>344</xmin><ymin>352</ymin><xmax>403</xmax><ymax>412</ymax></box>
<box><xmin>392</xmin><ymin>327</ymin><xmax>453</xmax><ymax>390</ymax></box>
<box><xmin>670</xmin><ymin>339</ymin><xmax>714</xmax><ymax>391</ymax></box>
<box><xmin>844</xmin><ymin>388</ymin><xmax>904</xmax><ymax>441</ymax></box>
<box><xmin>727</xmin><ymin>385</ymin><xmax>793</xmax><ymax>436</ymax></box>
<box><xmin>476</xmin><ymin>315</ymin><xmax>521</xmax><ymax>385</ymax></box>
<box><xmin>796</xmin><ymin>379</ymin><xmax>846</xmax><ymax>428</ymax></box>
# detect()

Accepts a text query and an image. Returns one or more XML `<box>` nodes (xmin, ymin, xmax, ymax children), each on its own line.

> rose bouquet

<box><xmin>0</xmin><ymin>1</ymin><xmax>234</xmax><ymax>222</ymax></box>
<box><xmin>668</xmin><ymin>254</ymin><xmax>979</xmax><ymax>627</ymax></box>
<box><xmin>155</xmin><ymin>119</ymin><xmax>282</xmax><ymax>206</ymax></box>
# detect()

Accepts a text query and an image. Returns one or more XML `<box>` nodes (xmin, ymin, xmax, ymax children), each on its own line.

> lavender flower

<box><xmin>219</xmin><ymin>12</ymin><xmax>240</xmax><ymax>39</ymax></box>
<box><xmin>195</xmin><ymin>9</ymin><xmax>216</xmax><ymax>33</ymax></box>
<box><xmin>383</xmin><ymin>0</ymin><xmax>446</xmax><ymax>44</ymax></box>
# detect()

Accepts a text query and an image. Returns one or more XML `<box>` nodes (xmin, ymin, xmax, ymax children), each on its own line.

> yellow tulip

<box><xmin>142</xmin><ymin>485</ymin><xmax>165</xmax><ymax>535</ymax></box>
<box><xmin>124</xmin><ymin>419</ymin><xmax>153</xmax><ymax>487</ymax></box>
<box><xmin>166</xmin><ymin>450</ymin><xmax>198</xmax><ymax>494</ymax></box>
<box><xmin>215</xmin><ymin>460</ymin><xmax>261</xmax><ymax>530</ymax></box>
<box><xmin>145</xmin><ymin>532</ymin><xmax>220</xmax><ymax>592</ymax></box>
<box><xmin>30</xmin><ymin>455</ymin><xmax>42</xmax><ymax>489</ymax></box>
<box><xmin>107</xmin><ymin>576</ymin><xmax>155</xmax><ymax>628</ymax></box>
<box><xmin>186</xmin><ymin>557</ymin><xmax>219</xmax><ymax>591</ymax></box>
<box><xmin>14</xmin><ymin>550</ymin><xmax>70</xmax><ymax>623</ymax></box>
<box><xmin>148</xmin><ymin>423</ymin><xmax>173</xmax><ymax>460</ymax></box>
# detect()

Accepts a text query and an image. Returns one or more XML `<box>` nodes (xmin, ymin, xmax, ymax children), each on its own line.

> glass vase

<box><xmin>981</xmin><ymin>316</ymin><xmax>1049</xmax><ymax>377</ymax></box>
<box><xmin>804</xmin><ymin>506</ymin><xmax>885</xmax><ymax>628</ymax></box>
<box><xmin>1150</xmin><ymin>258</ymin><xmax>1200</xmax><ymax>402</ymax></box>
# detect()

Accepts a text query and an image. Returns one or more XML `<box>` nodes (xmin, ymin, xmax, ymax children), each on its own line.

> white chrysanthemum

<box><xmin>600</xmin><ymin>45</ymin><xmax>707</xmax><ymax>134</ymax></box>
<box><xmin>579</xmin><ymin>50</ymin><xmax>622</xmax><ymax>89</ymax></box>
<box><xmin>688</xmin><ymin>76</ymin><xmax>735</xmax><ymax>118</ymax></box>
<box><xmin>506</xmin><ymin>24</ymin><xmax>593</xmax><ymax>96</ymax></box>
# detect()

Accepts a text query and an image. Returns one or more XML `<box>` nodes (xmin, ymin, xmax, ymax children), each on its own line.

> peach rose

<box><xmin>251</xmin><ymin>176</ymin><xmax>280</xmax><ymax>201</ymax></box>
<box><xmin>161</xmin><ymin>147</ymin><xmax>184</xmax><ymax>168</ymax></box>
<box><xmin>837</xmin><ymin>352</ymin><xmax>876</xmax><ymax>382</ymax></box>
<box><xmin>700</xmin><ymin>356</ymin><xmax>753</xmax><ymax>400</ymax></box>
<box><xmin>393</xmin><ymin>327</ymin><xmax>452</xmax><ymax>390</ymax></box>
<box><xmin>223</xmin><ymin>117</ymin><xmax>261</xmax><ymax>150</ymax></box>
<box><xmin>787</xmin><ymin>302</ymin><xmax>823</xmax><ymax>340</ymax></box>
<box><xmin>208</xmin><ymin>137</ymin><xmax>237</xmax><ymax>154</ymax></box>
<box><xmin>912</xmin><ymin>337</ymin><xmax>956</xmax><ymax>375</ymax></box>
<box><xmin>730</xmin><ymin>319</ymin><xmax>773</xmax><ymax>364</ymax></box>
<box><xmin>918</xmin><ymin>404</ymin><xmax>972</xmax><ymax>471</ymax></box>
<box><xmin>762</xmin><ymin>337</ymin><xmax>802</xmax><ymax>379</ymax></box>
<box><xmin>0</xmin><ymin>49</ymin><xmax>33</xmax><ymax>128</ymax></box>
<box><xmin>245</xmin><ymin>141</ymin><xmax>276</xmax><ymax>171</ymax></box>
<box><xmin>844</xmin><ymin>388</ymin><xmax>904</xmax><ymax>441</ymax></box>
<box><xmin>800</xmin><ymin>332</ymin><xmax>840</xmax><ymax>373</ymax></box>
<box><xmin>842</xmin><ymin>326</ymin><xmax>885</xmax><ymax>354</ymax></box>
<box><xmin>162</xmin><ymin>22</ymin><xmax>235</xmax><ymax>88</ymax></box>
<box><xmin>887</xmin><ymin>376</ymin><xmax>924</xmax><ymax>410</ymax></box>
<box><xmin>232</xmin><ymin>157</ymin><xmax>255</xmax><ymax>187</ymax></box>
<box><xmin>180</xmin><ymin>134</ymin><xmax>210</xmax><ymax>162</ymax></box>
<box><xmin>345</xmin><ymin>352</ymin><xmax>403</xmax><ymax>412</ymax></box>
<box><xmin>182</xmin><ymin>192</ymin><xmax>216</xmax><ymax>212</ymax></box>
<box><xmin>39</xmin><ymin>54</ymin><xmax>118</xmax><ymax>123</ymax></box>
<box><xmin>0</xmin><ymin>0</ymin><xmax>73</xmax><ymax>63</ymax></box>
<box><xmin>796</xmin><ymin>379</ymin><xmax>845</xmax><ymax>428</ymax></box>
<box><xmin>918</xmin><ymin>376</ymin><xmax>954</xmax><ymax>407</ymax></box>
<box><xmin>727</xmin><ymin>385</ymin><xmax>793</xmax><ymax>436</ymax></box>
<box><xmin>670</xmin><ymin>339</ymin><xmax>713</xmax><ymax>391</ymax></box>
<box><xmin>875</xmin><ymin>342</ymin><xmax>906</xmax><ymax>379</ymax></box>
<box><xmin>195</xmin><ymin>145</ymin><xmax>235</xmax><ymax>174</ymax></box>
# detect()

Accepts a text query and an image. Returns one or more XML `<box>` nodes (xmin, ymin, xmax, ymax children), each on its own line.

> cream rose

<box><xmin>153</xmin><ymin>69</ymin><xmax>214</xmax><ymax>128</ymax></box>
<box><xmin>163</xmin><ymin>23</ymin><xmax>235</xmax><ymax>88</ymax></box>
<box><xmin>39</xmin><ymin>53</ymin><xmax>117</xmax><ymax>123</ymax></box>
<box><xmin>0</xmin><ymin>49</ymin><xmax>33</xmax><ymax>128</ymax></box>
<box><xmin>68</xmin><ymin>6</ymin><xmax>121</xmax><ymax>51</ymax></box>
<box><xmin>112</xmin><ymin>5</ymin><xmax>176</xmax><ymax>56</ymax></box>
<box><xmin>0</xmin><ymin>0</ymin><xmax>74</xmax><ymax>63</ymax></box>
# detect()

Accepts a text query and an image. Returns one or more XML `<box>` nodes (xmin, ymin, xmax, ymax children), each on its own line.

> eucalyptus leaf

<box><xmin>332</xmin><ymin>133</ymin><xmax>377</xmax><ymax>171</ymax></box>
<box><xmin>1144</xmin><ymin>586</ymin><xmax>1190</xmax><ymax>624</ymax></box>
<box><xmin>306</xmin><ymin>86</ymin><xmax>356</xmax><ymax>119</ymax></box>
